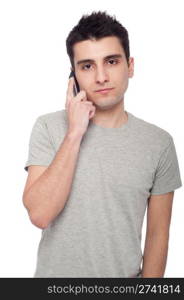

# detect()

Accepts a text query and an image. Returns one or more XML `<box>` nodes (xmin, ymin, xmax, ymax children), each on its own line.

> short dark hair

<box><xmin>66</xmin><ymin>11</ymin><xmax>130</xmax><ymax>70</ymax></box>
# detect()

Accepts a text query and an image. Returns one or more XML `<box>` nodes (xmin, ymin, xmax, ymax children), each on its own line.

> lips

<box><xmin>95</xmin><ymin>88</ymin><xmax>114</xmax><ymax>93</ymax></box>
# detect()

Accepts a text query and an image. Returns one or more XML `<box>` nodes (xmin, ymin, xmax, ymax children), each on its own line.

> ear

<box><xmin>128</xmin><ymin>57</ymin><xmax>134</xmax><ymax>78</ymax></box>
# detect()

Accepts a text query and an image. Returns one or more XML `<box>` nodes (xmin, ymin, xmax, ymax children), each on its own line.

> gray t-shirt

<box><xmin>24</xmin><ymin>109</ymin><xmax>182</xmax><ymax>278</ymax></box>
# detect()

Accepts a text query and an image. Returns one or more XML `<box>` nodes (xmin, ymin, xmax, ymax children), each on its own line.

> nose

<box><xmin>95</xmin><ymin>66</ymin><xmax>109</xmax><ymax>85</ymax></box>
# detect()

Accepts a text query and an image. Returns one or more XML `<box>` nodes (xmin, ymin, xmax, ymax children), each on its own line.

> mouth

<box><xmin>95</xmin><ymin>88</ymin><xmax>114</xmax><ymax>94</ymax></box>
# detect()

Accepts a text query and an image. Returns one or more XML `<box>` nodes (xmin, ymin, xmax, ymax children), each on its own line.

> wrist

<box><xmin>66</xmin><ymin>129</ymin><xmax>84</xmax><ymax>142</ymax></box>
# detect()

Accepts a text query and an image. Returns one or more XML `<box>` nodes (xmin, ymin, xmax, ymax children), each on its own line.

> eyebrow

<box><xmin>76</xmin><ymin>54</ymin><xmax>123</xmax><ymax>66</ymax></box>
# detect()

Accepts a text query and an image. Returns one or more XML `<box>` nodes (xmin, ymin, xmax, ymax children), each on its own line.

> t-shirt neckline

<box><xmin>88</xmin><ymin>110</ymin><xmax>133</xmax><ymax>132</ymax></box>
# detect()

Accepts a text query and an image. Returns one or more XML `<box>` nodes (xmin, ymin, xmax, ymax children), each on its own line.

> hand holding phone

<box><xmin>65</xmin><ymin>70</ymin><xmax>96</xmax><ymax>136</ymax></box>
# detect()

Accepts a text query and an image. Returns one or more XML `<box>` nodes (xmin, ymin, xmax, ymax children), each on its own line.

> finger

<box><xmin>66</xmin><ymin>77</ymin><xmax>75</xmax><ymax>109</ymax></box>
<box><xmin>75</xmin><ymin>90</ymin><xmax>87</xmax><ymax>102</ymax></box>
<box><xmin>67</xmin><ymin>77</ymin><xmax>75</xmax><ymax>100</ymax></box>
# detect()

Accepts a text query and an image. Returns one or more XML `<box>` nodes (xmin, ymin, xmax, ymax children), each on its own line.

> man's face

<box><xmin>73</xmin><ymin>36</ymin><xmax>134</xmax><ymax>110</ymax></box>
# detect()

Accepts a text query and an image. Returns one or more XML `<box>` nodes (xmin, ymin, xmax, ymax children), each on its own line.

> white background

<box><xmin>0</xmin><ymin>0</ymin><xmax>183</xmax><ymax>277</ymax></box>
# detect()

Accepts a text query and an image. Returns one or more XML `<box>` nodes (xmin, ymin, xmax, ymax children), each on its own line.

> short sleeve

<box><xmin>150</xmin><ymin>137</ymin><xmax>182</xmax><ymax>195</ymax></box>
<box><xmin>24</xmin><ymin>117</ymin><xmax>56</xmax><ymax>172</ymax></box>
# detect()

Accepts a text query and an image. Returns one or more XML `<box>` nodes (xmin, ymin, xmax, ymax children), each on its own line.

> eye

<box><xmin>82</xmin><ymin>64</ymin><xmax>91</xmax><ymax>70</ymax></box>
<box><xmin>108</xmin><ymin>59</ymin><xmax>118</xmax><ymax>65</ymax></box>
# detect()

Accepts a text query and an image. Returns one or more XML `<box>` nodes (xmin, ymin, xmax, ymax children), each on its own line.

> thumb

<box><xmin>89</xmin><ymin>107</ymin><xmax>96</xmax><ymax>119</ymax></box>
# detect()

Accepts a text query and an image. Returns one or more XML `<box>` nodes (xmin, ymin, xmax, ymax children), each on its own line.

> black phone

<box><xmin>69</xmin><ymin>70</ymin><xmax>80</xmax><ymax>96</ymax></box>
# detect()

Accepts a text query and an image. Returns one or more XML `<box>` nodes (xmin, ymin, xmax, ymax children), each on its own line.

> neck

<box><xmin>91</xmin><ymin>101</ymin><xmax>128</xmax><ymax>128</ymax></box>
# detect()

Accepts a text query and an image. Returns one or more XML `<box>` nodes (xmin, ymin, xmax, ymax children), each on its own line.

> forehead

<box><xmin>73</xmin><ymin>36</ymin><xmax>125</xmax><ymax>61</ymax></box>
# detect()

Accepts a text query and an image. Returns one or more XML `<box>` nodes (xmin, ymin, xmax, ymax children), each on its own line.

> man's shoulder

<box><xmin>130</xmin><ymin>112</ymin><xmax>173</xmax><ymax>147</ymax></box>
<box><xmin>36</xmin><ymin>109</ymin><xmax>67</xmax><ymax>127</ymax></box>
<box><xmin>37</xmin><ymin>109</ymin><xmax>66</xmax><ymax>122</ymax></box>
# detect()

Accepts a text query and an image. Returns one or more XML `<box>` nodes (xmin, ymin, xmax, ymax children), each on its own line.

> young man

<box><xmin>23</xmin><ymin>11</ymin><xmax>182</xmax><ymax>278</ymax></box>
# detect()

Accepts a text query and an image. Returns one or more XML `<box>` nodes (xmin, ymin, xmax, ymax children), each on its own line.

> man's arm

<box><xmin>23</xmin><ymin>77</ymin><xmax>96</xmax><ymax>230</ymax></box>
<box><xmin>141</xmin><ymin>191</ymin><xmax>174</xmax><ymax>277</ymax></box>
<box><xmin>22</xmin><ymin>130</ymin><xmax>83</xmax><ymax>229</ymax></box>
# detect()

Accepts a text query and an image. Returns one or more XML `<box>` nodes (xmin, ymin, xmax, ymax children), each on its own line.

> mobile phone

<box><xmin>69</xmin><ymin>70</ymin><xmax>80</xmax><ymax>96</ymax></box>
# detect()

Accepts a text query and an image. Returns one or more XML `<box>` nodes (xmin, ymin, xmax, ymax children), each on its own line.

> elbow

<box><xmin>29</xmin><ymin>213</ymin><xmax>49</xmax><ymax>229</ymax></box>
<box><xmin>22</xmin><ymin>194</ymin><xmax>49</xmax><ymax>229</ymax></box>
